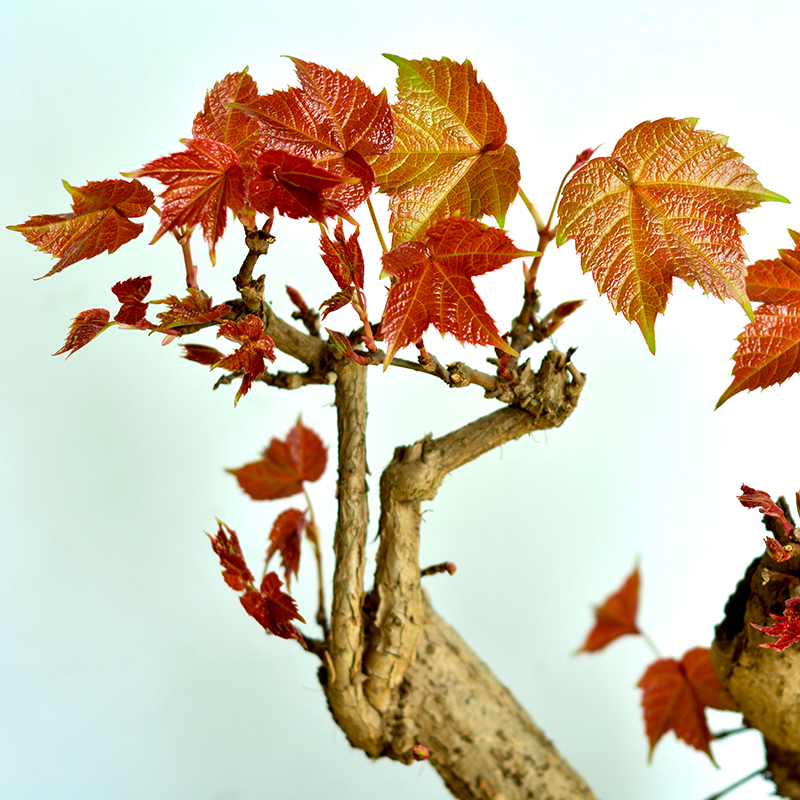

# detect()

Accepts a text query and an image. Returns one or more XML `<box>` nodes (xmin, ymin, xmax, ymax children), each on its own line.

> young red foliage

<box><xmin>208</xmin><ymin>521</ymin><xmax>305</xmax><ymax>646</ymax></box>
<box><xmin>112</xmin><ymin>276</ymin><xmax>152</xmax><ymax>326</ymax></box>
<box><xmin>737</xmin><ymin>484</ymin><xmax>794</xmax><ymax>534</ymax></box>
<box><xmin>638</xmin><ymin>647</ymin><xmax>737</xmax><ymax>762</ymax></box>
<box><xmin>192</xmin><ymin>69</ymin><xmax>264</xmax><ymax>180</ymax></box>
<box><xmin>717</xmin><ymin>231</ymin><xmax>800</xmax><ymax>407</ymax></box>
<box><xmin>215</xmin><ymin>315</ymin><xmax>276</xmax><ymax>404</ymax></box>
<box><xmin>228</xmin><ymin>419</ymin><xmax>327</xmax><ymax>500</ymax></box>
<box><xmin>234</xmin><ymin>57</ymin><xmax>393</xmax><ymax>210</ymax></box>
<box><xmin>153</xmin><ymin>289</ymin><xmax>232</xmax><ymax>330</ymax></box>
<box><xmin>240</xmin><ymin>573</ymin><xmax>306</xmax><ymax>647</ymax></box>
<box><xmin>125</xmin><ymin>137</ymin><xmax>246</xmax><ymax>264</ymax></box>
<box><xmin>326</xmin><ymin>328</ymin><xmax>371</xmax><ymax>365</ymax></box>
<box><xmin>373</xmin><ymin>55</ymin><xmax>520</xmax><ymax>245</ymax></box>
<box><xmin>180</xmin><ymin>343</ymin><xmax>226</xmax><ymax>366</ymax></box>
<box><xmin>379</xmin><ymin>216</ymin><xmax>535</xmax><ymax>366</ymax></box>
<box><xmin>320</xmin><ymin>220</ymin><xmax>365</xmax><ymax>290</ymax></box>
<box><xmin>265</xmin><ymin>508</ymin><xmax>306</xmax><ymax>590</ymax></box>
<box><xmin>53</xmin><ymin>308</ymin><xmax>113</xmax><ymax>358</ymax></box>
<box><xmin>578</xmin><ymin>565</ymin><xmax>640</xmax><ymax>652</ymax></box>
<box><xmin>751</xmin><ymin>596</ymin><xmax>800</xmax><ymax>650</ymax></box>
<box><xmin>248</xmin><ymin>150</ymin><xmax>353</xmax><ymax>222</ymax></box>
<box><xmin>9</xmin><ymin>178</ymin><xmax>154</xmax><ymax>278</ymax></box>
<box><xmin>557</xmin><ymin>118</ymin><xmax>787</xmax><ymax>354</ymax></box>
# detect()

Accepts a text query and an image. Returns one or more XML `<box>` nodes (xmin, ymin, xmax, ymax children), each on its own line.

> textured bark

<box><xmin>321</xmin><ymin>347</ymin><xmax>595</xmax><ymax>799</ymax></box>
<box><xmin>712</xmin><ymin>501</ymin><xmax>800</xmax><ymax>798</ymax></box>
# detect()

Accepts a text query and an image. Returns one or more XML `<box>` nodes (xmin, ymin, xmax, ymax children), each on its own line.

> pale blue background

<box><xmin>2</xmin><ymin>1</ymin><xmax>800</xmax><ymax>798</ymax></box>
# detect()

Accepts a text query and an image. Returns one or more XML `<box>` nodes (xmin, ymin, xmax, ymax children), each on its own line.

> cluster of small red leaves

<box><xmin>228</xmin><ymin>419</ymin><xmax>327</xmax><ymax>500</ymax></box>
<box><xmin>751</xmin><ymin>597</ymin><xmax>800</xmax><ymax>650</ymax></box>
<box><xmin>112</xmin><ymin>276</ymin><xmax>152</xmax><ymax>326</ymax></box>
<box><xmin>9</xmin><ymin>179</ymin><xmax>154</xmax><ymax>278</ymax></box>
<box><xmin>208</xmin><ymin>520</ymin><xmax>306</xmax><ymax>646</ymax></box>
<box><xmin>373</xmin><ymin>55</ymin><xmax>520</xmax><ymax>246</ymax></box>
<box><xmin>638</xmin><ymin>648</ymin><xmax>738</xmax><ymax>762</ymax></box>
<box><xmin>580</xmin><ymin>566</ymin><xmax>736</xmax><ymax>761</ymax></box>
<box><xmin>737</xmin><ymin>483</ymin><xmax>797</xmax><ymax>562</ymax></box>
<box><xmin>379</xmin><ymin>217</ymin><xmax>536</xmax><ymax>366</ymax></box>
<box><xmin>717</xmin><ymin>230</ymin><xmax>800</xmax><ymax>406</ymax></box>
<box><xmin>214</xmin><ymin>316</ymin><xmax>276</xmax><ymax>404</ymax></box>
<box><xmin>557</xmin><ymin>117</ymin><xmax>787</xmax><ymax>354</ymax></box>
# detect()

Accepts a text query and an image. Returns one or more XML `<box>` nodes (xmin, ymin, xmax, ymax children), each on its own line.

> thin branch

<box><xmin>700</xmin><ymin>768</ymin><xmax>767</xmax><ymax>800</ymax></box>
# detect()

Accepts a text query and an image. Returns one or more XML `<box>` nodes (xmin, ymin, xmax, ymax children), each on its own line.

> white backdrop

<box><xmin>3</xmin><ymin>2</ymin><xmax>800</xmax><ymax>799</ymax></box>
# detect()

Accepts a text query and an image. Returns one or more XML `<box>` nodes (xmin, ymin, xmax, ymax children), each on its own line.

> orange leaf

<box><xmin>53</xmin><ymin>308</ymin><xmax>113</xmax><ymax>357</ymax></box>
<box><xmin>717</xmin><ymin>231</ymin><xmax>800</xmax><ymax>407</ymax></box>
<box><xmin>125</xmin><ymin>137</ymin><xmax>245</xmax><ymax>264</ymax></box>
<box><xmin>578</xmin><ymin>566</ymin><xmax>640</xmax><ymax>652</ymax></box>
<box><xmin>638</xmin><ymin>647</ymin><xmax>736</xmax><ymax>762</ymax></box>
<box><xmin>379</xmin><ymin>216</ymin><xmax>533</xmax><ymax>365</ymax></box>
<box><xmin>265</xmin><ymin>508</ymin><xmax>306</xmax><ymax>590</ymax></box>
<box><xmin>373</xmin><ymin>55</ymin><xmax>520</xmax><ymax>245</ymax></box>
<box><xmin>557</xmin><ymin>118</ymin><xmax>787</xmax><ymax>353</ymax></box>
<box><xmin>228</xmin><ymin>419</ymin><xmax>327</xmax><ymax>499</ymax></box>
<box><xmin>9</xmin><ymin>178</ymin><xmax>153</xmax><ymax>278</ymax></box>
<box><xmin>215</xmin><ymin>315</ymin><xmax>276</xmax><ymax>404</ymax></box>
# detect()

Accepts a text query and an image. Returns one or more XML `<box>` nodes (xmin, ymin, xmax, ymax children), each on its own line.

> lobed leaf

<box><xmin>379</xmin><ymin>216</ymin><xmax>534</xmax><ymax>365</ymax></box>
<box><xmin>578</xmin><ymin>565</ymin><xmax>640</xmax><ymax>652</ymax></box>
<box><xmin>557</xmin><ymin>118</ymin><xmax>787</xmax><ymax>353</ymax></box>
<box><xmin>373</xmin><ymin>55</ymin><xmax>520</xmax><ymax>245</ymax></box>
<box><xmin>9</xmin><ymin>178</ymin><xmax>154</xmax><ymax>278</ymax></box>
<box><xmin>215</xmin><ymin>315</ymin><xmax>276</xmax><ymax>404</ymax></box>
<box><xmin>265</xmin><ymin>508</ymin><xmax>306</xmax><ymax>590</ymax></box>
<box><xmin>751</xmin><ymin>596</ymin><xmax>800</xmax><ymax>650</ymax></box>
<box><xmin>320</xmin><ymin>219</ymin><xmax>365</xmax><ymax>290</ymax></box>
<box><xmin>112</xmin><ymin>276</ymin><xmax>152</xmax><ymax>325</ymax></box>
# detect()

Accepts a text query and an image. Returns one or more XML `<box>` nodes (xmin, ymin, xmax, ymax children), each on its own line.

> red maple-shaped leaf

<box><xmin>373</xmin><ymin>55</ymin><xmax>520</xmax><ymax>246</ymax></box>
<box><xmin>112</xmin><ymin>276</ymin><xmax>152</xmax><ymax>325</ymax></box>
<box><xmin>578</xmin><ymin>566</ymin><xmax>640</xmax><ymax>652</ymax></box>
<box><xmin>751</xmin><ymin>596</ymin><xmax>800</xmax><ymax>650</ymax></box>
<box><xmin>53</xmin><ymin>308</ymin><xmax>113</xmax><ymax>357</ymax></box>
<box><xmin>208</xmin><ymin>519</ymin><xmax>255</xmax><ymax>591</ymax></box>
<box><xmin>320</xmin><ymin>219</ymin><xmax>365</xmax><ymax>290</ymax></box>
<box><xmin>235</xmin><ymin>58</ymin><xmax>393</xmax><ymax>210</ymax></box>
<box><xmin>228</xmin><ymin>419</ymin><xmax>327</xmax><ymax>500</ymax></box>
<box><xmin>240</xmin><ymin>573</ymin><xmax>306</xmax><ymax>646</ymax></box>
<box><xmin>215</xmin><ymin>315</ymin><xmax>276</xmax><ymax>404</ymax></box>
<box><xmin>9</xmin><ymin>178</ymin><xmax>154</xmax><ymax>278</ymax></box>
<box><xmin>125</xmin><ymin>137</ymin><xmax>246</xmax><ymax>264</ymax></box>
<box><xmin>557</xmin><ymin>118</ymin><xmax>787</xmax><ymax>353</ymax></box>
<box><xmin>192</xmin><ymin>69</ymin><xmax>264</xmax><ymax>179</ymax></box>
<box><xmin>717</xmin><ymin>231</ymin><xmax>800</xmax><ymax>407</ymax></box>
<box><xmin>380</xmin><ymin>216</ymin><xmax>535</xmax><ymax>365</ymax></box>
<box><xmin>265</xmin><ymin>508</ymin><xmax>306</xmax><ymax>590</ymax></box>
<box><xmin>208</xmin><ymin>520</ymin><xmax>305</xmax><ymax>646</ymax></box>
<box><xmin>153</xmin><ymin>288</ymin><xmax>231</xmax><ymax>330</ymax></box>
<box><xmin>638</xmin><ymin>647</ymin><xmax>738</xmax><ymax>761</ymax></box>
<box><xmin>248</xmin><ymin>150</ymin><xmax>353</xmax><ymax>222</ymax></box>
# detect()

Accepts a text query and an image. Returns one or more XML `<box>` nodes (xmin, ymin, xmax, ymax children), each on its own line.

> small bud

<box><xmin>412</xmin><ymin>744</ymin><xmax>430</xmax><ymax>761</ymax></box>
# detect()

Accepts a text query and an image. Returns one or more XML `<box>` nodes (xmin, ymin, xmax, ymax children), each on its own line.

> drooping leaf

<box><xmin>112</xmin><ymin>276</ymin><xmax>152</xmax><ymax>325</ymax></box>
<box><xmin>234</xmin><ymin>58</ymin><xmax>393</xmax><ymax>209</ymax></box>
<box><xmin>737</xmin><ymin>484</ymin><xmax>794</xmax><ymax>533</ymax></box>
<box><xmin>228</xmin><ymin>419</ymin><xmax>327</xmax><ymax>500</ymax></box>
<box><xmin>265</xmin><ymin>508</ymin><xmax>306</xmax><ymax>589</ymax></box>
<box><xmin>373</xmin><ymin>55</ymin><xmax>520</xmax><ymax>245</ymax></box>
<box><xmin>751</xmin><ymin>596</ymin><xmax>800</xmax><ymax>650</ymax></box>
<box><xmin>153</xmin><ymin>289</ymin><xmax>231</xmax><ymax>329</ymax></box>
<box><xmin>192</xmin><ymin>69</ymin><xmax>264</xmax><ymax>177</ymax></box>
<box><xmin>240</xmin><ymin>572</ymin><xmax>306</xmax><ymax>646</ymax></box>
<box><xmin>578</xmin><ymin>565</ymin><xmax>640</xmax><ymax>652</ymax></box>
<box><xmin>248</xmin><ymin>150</ymin><xmax>353</xmax><ymax>222</ymax></box>
<box><xmin>557</xmin><ymin>118</ymin><xmax>787</xmax><ymax>353</ymax></box>
<box><xmin>379</xmin><ymin>216</ymin><xmax>534</xmax><ymax>365</ymax></box>
<box><xmin>180</xmin><ymin>343</ymin><xmax>226</xmax><ymax>366</ymax></box>
<box><xmin>53</xmin><ymin>308</ymin><xmax>113</xmax><ymax>357</ymax></box>
<box><xmin>9</xmin><ymin>178</ymin><xmax>154</xmax><ymax>278</ymax></box>
<box><xmin>320</xmin><ymin>289</ymin><xmax>356</xmax><ymax>320</ymax></box>
<box><xmin>215</xmin><ymin>315</ymin><xmax>276</xmax><ymax>404</ymax></box>
<box><xmin>717</xmin><ymin>231</ymin><xmax>800</xmax><ymax>407</ymax></box>
<box><xmin>125</xmin><ymin>137</ymin><xmax>246</xmax><ymax>263</ymax></box>
<box><xmin>320</xmin><ymin>219</ymin><xmax>365</xmax><ymax>290</ymax></box>
<box><xmin>638</xmin><ymin>647</ymin><xmax>737</xmax><ymax>762</ymax></box>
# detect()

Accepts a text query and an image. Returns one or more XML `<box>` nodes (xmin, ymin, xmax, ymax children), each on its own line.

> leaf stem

<box><xmin>303</xmin><ymin>486</ymin><xmax>328</xmax><ymax>637</ymax></box>
<box><xmin>172</xmin><ymin>227</ymin><xmax>198</xmax><ymax>289</ymax></box>
<box><xmin>366</xmin><ymin>197</ymin><xmax>388</xmax><ymax>254</ymax></box>
<box><xmin>517</xmin><ymin>187</ymin><xmax>545</xmax><ymax>231</ymax></box>
<box><xmin>639</xmin><ymin>629</ymin><xmax>662</xmax><ymax>659</ymax></box>
<box><xmin>700</xmin><ymin>767</ymin><xmax>767</xmax><ymax>800</ymax></box>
